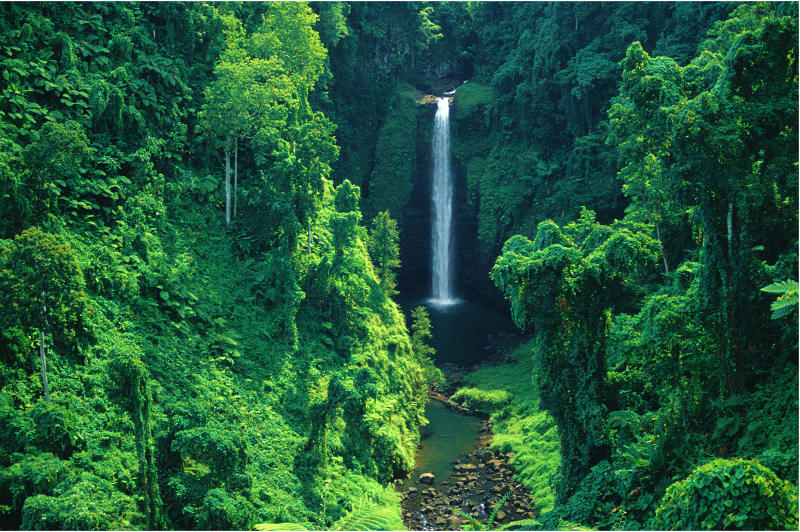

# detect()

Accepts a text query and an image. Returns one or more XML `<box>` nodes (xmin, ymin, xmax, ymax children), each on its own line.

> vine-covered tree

<box><xmin>492</xmin><ymin>211</ymin><xmax>659</xmax><ymax>500</ymax></box>
<box><xmin>368</xmin><ymin>210</ymin><xmax>400</xmax><ymax>294</ymax></box>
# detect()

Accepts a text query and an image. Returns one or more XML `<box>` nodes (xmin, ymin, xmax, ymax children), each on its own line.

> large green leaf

<box><xmin>760</xmin><ymin>279</ymin><xmax>798</xmax><ymax>294</ymax></box>
<box><xmin>760</xmin><ymin>279</ymin><xmax>798</xmax><ymax>319</ymax></box>
<box><xmin>334</xmin><ymin>503</ymin><xmax>405</xmax><ymax>531</ymax></box>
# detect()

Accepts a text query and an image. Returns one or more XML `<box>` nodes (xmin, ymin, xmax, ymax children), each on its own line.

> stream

<box><xmin>398</xmin><ymin>399</ymin><xmax>483</xmax><ymax>491</ymax></box>
<box><xmin>393</xmin><ymin>297</ymin><xmax>537</xmax><ymax>530</ymax></box>
<box><xmin>396</xmin><ymin>395</ymin><xmax>538</xmax><ymax>531</ymax></box>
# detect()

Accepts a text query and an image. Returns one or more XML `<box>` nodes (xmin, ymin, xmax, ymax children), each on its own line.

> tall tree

<box><xmin>0</xmin><ymin>229</ymin><xmax>89</xmax><ymax>402</ymax></box>
<box><xmin>609</xmin><ymin>3</ymin><xmax>798</xmax><ymax>393</ymax></box>
<box><xmin>201</xmin><ymin>16</ymin><xmax>297</xmax><ymax>226</ymax></box>
<box><xmin>368</xmin><ymin>210</ymin><xmax>401</xmax><ymax>294</ymax></box>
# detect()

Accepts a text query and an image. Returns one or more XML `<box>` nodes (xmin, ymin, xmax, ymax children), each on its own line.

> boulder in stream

<box><xmin>420</xmin><ymin>472</ymin><xmax>436</xmax><ymax>484</ymax></box>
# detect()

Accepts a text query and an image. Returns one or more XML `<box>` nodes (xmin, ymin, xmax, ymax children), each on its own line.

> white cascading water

<box><xmin>431</xmin><ymin>97</ymin><xmax>454</xmax><ymax>304</ymax></box>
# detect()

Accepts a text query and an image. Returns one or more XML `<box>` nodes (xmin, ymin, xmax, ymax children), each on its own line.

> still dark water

<box><xmin>398</xmin><ymin>399</ymin><xmax>482</xmax><ymax>489</ymax></box>
<box><xmin>398</xmin><ymin>296</ymin><xmax>519</xmax><ymax>366</ymax></box>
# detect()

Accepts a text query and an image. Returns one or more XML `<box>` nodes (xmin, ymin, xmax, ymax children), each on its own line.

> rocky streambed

<box><xmin>399</xmin><ymin>411</ymin><xmax>539</xmax><ymax>530</ymax></box>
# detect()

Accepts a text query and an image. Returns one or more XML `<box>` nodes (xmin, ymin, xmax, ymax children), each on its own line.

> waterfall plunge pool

<box><xmin>398</xmin><ymin>296</ymin><xmax>519</xmax><ymax>366</ymax></box>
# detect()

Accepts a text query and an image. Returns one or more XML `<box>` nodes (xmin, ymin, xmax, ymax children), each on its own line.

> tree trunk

<box><xmin>306</xmin><ymin>184</ymin><xmax>312</xmax><ymax>254</ymax></box>
<box><xmin>727</xmin><ymin>201</ymin><xmax>734</xmax><ymax>260</ymax></box>
<box><xmin>655</xmin><ymin>222</ymin><xmax>670</xmax><ymax>274</ymax></box>
<box><xmin>39</xmin><ymin>329</ymin><xmax>50</xmax><ymax>403</ymax></box>
<box><xmin>225</xmin><ymin>135</ymin><xmax>231</xmax><ymax>226</ymax></box>
<box><xmin>234</xmin><ymin>136</ymin><xmax>238</xmax><ymax>219</ymax></box>
<box><xmin>39</xmin><ymin>292</ymin><xmax>50</xmax><ymax>402</ymax></box>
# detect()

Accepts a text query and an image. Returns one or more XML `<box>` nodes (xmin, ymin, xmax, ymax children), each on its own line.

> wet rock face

<box><xmin>400</xmin><ymin>420</ymin><xmax>539</xmax><ymax>530</ymax></box>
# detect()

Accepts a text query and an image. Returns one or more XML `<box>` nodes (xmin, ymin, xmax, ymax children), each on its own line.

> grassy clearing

<box><xmin>458</xmin><ymin>340</ymin><xmax>561</xmax><ymax>513</ymax></box>
<box><xmin>454</xmin><ymin>82</ymin><xmax>493</xmax><ymax>108</ymax></box>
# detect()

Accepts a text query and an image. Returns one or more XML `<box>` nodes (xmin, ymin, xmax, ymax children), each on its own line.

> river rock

<box><xmin>420</xmin><ymin>472</ymin><xmax>435</xmax><ymax>484</ymax></box>
<box><xmin>496</xmin><ymin>510</ymin><xmax>507</xmax><ymax>521</ymax></box>
<box><xmin>477</xmin><ymin>448</ymin><xmax>493</xmax><ymax>460</ymax></box>
<box><xmin>435</xmin><ymin>517</ymin><xmax>447</xmax><ymax>526</ymax></box>
<box><xmin>459</xmin><ymin>463</ymin><xmax>477</xmax><ymax>471</ymax></box>
<box><xmin>407</xmin><ymin>487</ymin><xmax>417</xmax><ymax>493</ymax></box>
<box><xmin>447</xmin><ymin>516</ymin><xmax>462</xmax><ymax>529</ymax></box>
<box><xmin>488</xmin><ymin>458</ymin><xmax>503</xmax><ymax>470</ymax></box>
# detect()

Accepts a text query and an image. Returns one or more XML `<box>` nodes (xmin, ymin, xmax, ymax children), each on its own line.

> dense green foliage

<box><xmin>651</xmin><ymin>458</ymin><xmax>798</xmax><ymax>530</ymax></box>
<box><xmin>364</xmin><ymin>86</ymin><xmax>418</xmax><ymax>222</ymax></box>
<box><xmin>450</xmin><ymin>2</ymin><xmax>735</xmax><ymax>261</ymax></box>
<box><xmin>492</xmin><ymin>211</ymin><xmax>661</xmax><ymax>502</ymax></box>
<box><xmin>490</xmin><ymin>3</ymin><xmax>798</xmax><ymax>529</ymax></box>
<box><xmin>0</xmin><ymin>3</ymin><xmax>439</xmax><ymax>530</ymax></box>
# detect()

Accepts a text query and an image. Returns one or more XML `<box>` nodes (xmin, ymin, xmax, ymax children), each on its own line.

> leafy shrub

<box><xmin>172</xmin><ymin>424</ymin><xmax>248</xmax><ymax>487</ymax></box>
<box><xmin>21</xmin><ymin>472</ymin><xmax>138</xmax><ymax>530</ymax></box>
<box><xmin>0</xmin><ymin>452</ymin><xmax>72</xmax><ymax>525</ymax></box>
<box><xmin>28</xmin><ymin>401</ymin><xmax>86</xmax><ymax>459</ymax></box>
<box><xmin>556</xmin><ymin>461</ymin><xmax>624</xmax><ymax>529</ymax></box>
<box><xmin>84</xmin><ymin>242</ymin><xmax>139</xmax><ymax>299</ymax></box>
<box><xmin>194</xmin><ymin>487</ymin><xmax>255</xmax><ymax>530</ymax></box>
<box><xmin>0</xmin><ymin>228</ymin><xmax>90</xmax><ymax>360</ymax></box>
<box><xmin>651</xmin><ymin>458</ymin><xmax>799</xmax><ymax>530</ymax></box>
<box><xmin>451</xmin><ymin>387</ymin><xmax>513</xmax><ymax>412</ymax></box>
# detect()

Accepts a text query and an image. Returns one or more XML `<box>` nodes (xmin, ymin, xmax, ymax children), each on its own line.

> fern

<box><xmin>499</xmin><ymin>518</ymin><xmax>541</xmax><ymax>530</ymax></box>
<box><xmin>454</xmin><ymin>509</ymin><xmax>485</xmax><ymax>531</ymax></box>
<box><xmin>333</xmin><ymin>503</ymin><xmax>405</xmax><ymax>531</ymax></box>
<box><xmin>759</xmin><ymin>279</ymin><xmax>798</xmax><ymax>294</ymax></box>
<box><xmin>760</xmin><ymin>279</ymin><xmax>798</xmax><ymax>319</ymax></box>
<box><xmin>556</xmin><ymin>520</ymin><xmax>594</xmax><ymax>531</ymax></box>
<box><xmin>487</xmin><ymin>493</ymin><xmax>509</xmax><ymax>528</ymax></box>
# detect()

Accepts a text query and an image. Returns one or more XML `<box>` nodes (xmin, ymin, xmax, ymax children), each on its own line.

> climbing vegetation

<box><xmin>487</xmin><ymin>3</ymin><xmax>798</xmax><ymax>529</ymax></box>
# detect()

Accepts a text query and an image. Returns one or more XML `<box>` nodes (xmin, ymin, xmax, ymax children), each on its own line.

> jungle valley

<box><xmin>0</xmin><ymin>2</ymin><xmax>797</xmax><ymax>530</ymax></box>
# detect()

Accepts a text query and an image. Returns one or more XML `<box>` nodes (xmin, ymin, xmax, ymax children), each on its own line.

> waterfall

<box><xmin>431</xmin><ymin>97</ymin><xmax>454</xmax><ymax>304</ymax></box>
